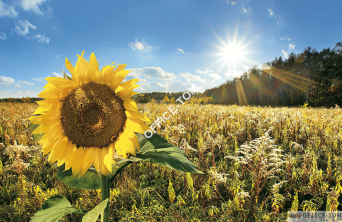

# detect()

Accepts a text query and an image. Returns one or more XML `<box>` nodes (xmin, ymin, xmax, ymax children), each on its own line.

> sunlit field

<box><xmin>1</xmin><ymin>101</ymin><xmax>342</xmax><ymax>221</ymax></box>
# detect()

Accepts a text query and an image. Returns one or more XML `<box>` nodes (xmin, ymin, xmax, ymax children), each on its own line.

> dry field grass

<box><xmin>1</xmin><ymin>101</ymin><xmax>342</xmax><ymax>221</ymax></box>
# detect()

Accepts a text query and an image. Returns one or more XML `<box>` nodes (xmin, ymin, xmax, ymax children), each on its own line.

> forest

<box><xmin>203</xmin><ymin>42</ymin><xmax>342</xmax><ymax>107</ymax></box>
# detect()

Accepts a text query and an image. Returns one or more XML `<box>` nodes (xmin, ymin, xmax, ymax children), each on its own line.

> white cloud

<box><xmin>180</xmin><ymin>72</ymin><xmax>206</xmax><ymax>83</ymax></box>
<box><xmin>197</xmin><ymin>68</ymin><xmax>213</xmax><ymax>75</ymax></box>
<box><xmin>289</xmin><ymin>43</ymin><xmax>296</xmax><ymax>50</ymax></box>
<box><xmin>268</xmin><ymin>9</ymin><xmax>274</xmax><ymax>17</ymax></box>
<box><xmin>177</xmin><ymin>48</ymin><xmax>185</xmax><ymax>54</ymax></box>
<box><xmin>34</xmin><ymin>34</ymin><xmax>49</xmax><ymax>44</ymax></box>
<box><xmin>51</xmin><ymin>72</ymin><xmax>63</xmax><ymax>78</ymax></box>
<box><xmin>46</xmin><ymin>6</ymin><xmax>52</xmax><ymax>17</ymax></box>
<box><xmin>56</xmin><ymin>54</ymin><xmax>62</xmax><ymax>58</ymax></box>
<box><xmin>242</xmin><ymin>5</ymin><xmax>251</xmax><ymax>13</ymax></box>
<box><xmin>127</xmin><ymin>67</ymin><xmax>176</xmax><ymax>80</ymax></box>
<box><xmin>12</xmin><ymin>19</ymin><xmax>36</xmax><ymax>36</ymax></box>
<box><xmin>209</xmin><ymin>73</ymin><xmax>222</xmax><ymax>81</ymax></box>
<box><xmin>224</xmin><ymin>70</ymin><xmax>244</xmax><ymax>78</ymax></box>
<box><xmin>137</xmin><ymin>80</ymin><xmax>203</xmax><ymax>93</ymax></box>
<box><xmin>243</xmin><ymin>66</ymin><xmax>250</xmax><ymax>70</ymax></box>
<box><xmin>52</xmin><ymin>25</ymin><xmax>57</xmax><ymax>32</ymax></box>
<box><xmin>129</xmin><ymin>39</ymin><xmax>153</xmax><ymax>51</ymax></box>
<box><xmin>227</xmin><ymin>1</ymin><xmax>237</xmax><ymax>5</ymax></box>
<box><xmin>268</xmin><ymin>9</ymin><xmax>281</xmax><ymax>26</ymax></box>
<box><xmin>282</xmin><ymin>50</ymin><xmax>288</xmax><ymax>59</ymax></box>
<box><xmin>20</xmin><ymin>0</ymin><xmax>48</xmax><ymax>15</ymax></box>
<box><xmin>138</xmin><ymin>78</ymin><xmax>147</xmax><ymax>83</ymax></box>
<box><xmin>17</xmin><ymin>80</ymin><xmax>34</xmax><ymax>85</ymax></box>
<box><xmin>0</xmin><ymin>76</ymin><xmax>21</xmax><ymax>87</ymax></box>
<box><xmin>32</xmin><ymin>77</ymin><xmax>45</xmax><ymax>82</ymax></box>
<box><xmin>0</xmin><ymin>0</ymin><xmax>18</xmax><ymax>17</ymax></box>
<box><xmin>0</xmin><ymin>32</ymin><xmax>6</xmax><ymax>40</ymax></box>
<box><xmin>135</xmin><ymin>80</ymin><xmax>217</xmax><ymax>94</ymax></box>
<box><xmin>0</xmin><ymin>90</ymin><xmax>40</xmax><ymax>99</ymax></box>
<box><xmin>280</xmin><ymin>36</ymin><xmax>291</xmax><ymax>41</ymax></box>
<box><xmin>0</xmin><ymin>76</ymin><xmax>15</xmax><ymax>85</ymax></box>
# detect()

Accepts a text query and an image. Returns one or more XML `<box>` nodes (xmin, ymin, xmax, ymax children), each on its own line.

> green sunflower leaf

<box><xmin>57</xmin><ymin>163</ymin><xmax>102</xmax><ymax>190</ymax></box>
<box><xmin>29</xmin><ymin>121</ymin><xmax>44</xmax><ymax>142</ymax></box>
<box><xmin>57</xmin><ymin>161</ymin><xmax>132</xmax><ymax>190</ymax></box>
<box><xmin>117</xmin><ymin>133</ymin><xmax>204</xmax><ymax>174</ymax></box>
<box><xmin>30</xmin><ymin>195</ymin><xmax>87</xmax><ymax>222</ymax></box>
<box><xmin>81</xmin><ymin>198</ymin><xmax>109</xmax><ymax>222</ymax></box>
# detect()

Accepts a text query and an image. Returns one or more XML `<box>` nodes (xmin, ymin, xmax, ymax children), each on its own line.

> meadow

<box><xmin>0</xmin><ymin>101</ymin><xmax>342</xmax><ymax>221</ymax></box>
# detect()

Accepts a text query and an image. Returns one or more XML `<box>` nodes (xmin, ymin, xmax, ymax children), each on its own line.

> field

<box><xmin>1</xmin><ymin>101</ymin><xmax>342</xmax><ymax>221</ymax></box>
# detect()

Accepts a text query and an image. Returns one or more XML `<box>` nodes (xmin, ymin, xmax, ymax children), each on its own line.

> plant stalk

<box><xmin>101</xmin><ymin>174</ymin><xmax>110</xmax><ymax>222</ymax></box>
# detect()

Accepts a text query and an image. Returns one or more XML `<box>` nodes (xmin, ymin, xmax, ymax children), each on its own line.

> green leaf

<box><xmin>29</xmin><ymin>120</ymin><xmax>44</xmax><ymax>142</ymax></box>
<box><xmin>82</xmin><ymin>198</ymin><xmax>109</xmax><ymax>222</ymax></box>
<box><xmin>30</xmin><ymin>195</ymin><xmax>87</xmax><ymax>222</ymax></box>
<box><xmin>57</xmin><ymin>161</ymin><xmax>132</xmax><ymax>190</ymax></box>
<box><xmin>117</xmin><ymin>133</ymin><xmax>204</xmax><ymax>174</ymax></box>
<box><xmin>57</xmin><ymin>164</ymin><xmax>102</xmax><ymax>190</ymax></box>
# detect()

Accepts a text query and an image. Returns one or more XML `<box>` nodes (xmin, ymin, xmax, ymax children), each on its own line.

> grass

<box><xmin>0</xmin><ymin>101</ymin><xmax>342</xmax><ymax>221</ymax></box>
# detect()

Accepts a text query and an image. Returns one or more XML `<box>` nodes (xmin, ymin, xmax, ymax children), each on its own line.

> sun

<box><xmin>222</xmin><ymin>43</ymin><xmax>245</xmax><ymax>65</ymax></box>
<box><xmin>206</xmin><ymin>24</ymin><xmax>257</xmax><ymax>73</ymax></box>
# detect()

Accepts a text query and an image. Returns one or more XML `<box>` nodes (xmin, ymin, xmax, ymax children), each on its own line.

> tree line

<box><xmin>203</xmin><ymin>42</ymin><xmax>342</xmax><ymax>107</ymax></box>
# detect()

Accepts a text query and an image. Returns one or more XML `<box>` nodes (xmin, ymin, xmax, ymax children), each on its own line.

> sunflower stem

<box><xmin>108</xmin><ymin>161</ymin><xmax>133</xmax><ymax>184</ymax></box>
<box><xmin>101</xmin><ymin>174</ymin><xmax>110</xmax><ymax>222</ymax></box>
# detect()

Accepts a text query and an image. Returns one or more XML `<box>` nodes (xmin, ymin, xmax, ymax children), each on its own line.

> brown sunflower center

<box><xmin>80</xmin><ymin>103</ymin><xmax>103</xmax><ymax>130</ymax></box>
<box><xmin>60</xmin><ymin>82</ymin><xmax>127</xmax><ymax>149</ymax></box>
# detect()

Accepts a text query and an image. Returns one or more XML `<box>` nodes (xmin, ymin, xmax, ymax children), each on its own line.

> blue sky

<box><xmin>0</xmin><ymin>0</ymin><xmax>341</xmax><ymax>99</ymax></box>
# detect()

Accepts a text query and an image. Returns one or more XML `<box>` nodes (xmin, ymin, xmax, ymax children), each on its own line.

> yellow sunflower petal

<box><xmin>38</xmin><ymin>87</ymin><xmax>69</xmax><ymax>100</ymax></box>
<box><xmin>93</xmin><ymin>148</ymin><xmax>101</xmax><ymax>176</ymax></box>
<box><xmin>117</xmin><ymin>133</ymin><xmax>136</xmax><ymax>157</ymax></box>
<box><xmin>114</xmin><ymin>142</ymin><xmax>123</xmax><ymax>157</ymax></box>
<box><xmin>72</xmin><ymin>148</ymin><xmax>84</xmax><ymax>178</ymax></box>
<box><xmin>125</xmin><ymin>110</ymin><xmax>146</xmax><ymax>121</ymax></box>
<box><xmin>118</xmin><ymin>85</ymin><xmax>140</xmax><ymax>98</ymax></box>
<box><xmin>129</xmin><ymin>135</ymin><xmax>140</xmax><ymax>153</ymax></box>
<box><xmin>64</xmin><ymin>142</ymin><xmax>77</xmax><ymax>171</ymax></box>
<box><xmin>123</xmin><ymin>99</ymin><xmax>139</xmax><ymax>112</ymax></box>
<box><xmin>30</xmin><ymin>114</ymin><xmax>60</xmax><ymax>125</ymax></box>
<box><xmin>123</xmin><ymin>125</ymin><xmax>136</xmax><ymax>138</ymax></box>
<box><xmin>121</xmin><ymin>91</ymin><xmax>139</xmax><ymax>100</ymax></box>
<box><xmin>41</xmin><ymin>134</ymin><xmax>63</xmax><ymax>156</ymax></box>
<box><xmin>45</xmin><ymin>77</ymin><xmax>76</xmax><ymax>88</ymax></box>
<box><xmin>99</xmin><ymin>148</ymin><xmax>107</xmax><ymax>175</ymax></box>
<box><xmin>75</xmin><ymin>55</ymin><xmax>90</xmax><ymax>83</ymax></box>
<box><xmin>48</xmin><ymin>136</ymin><xmax>65</xmax><ymax>163</ymax></box>
<box><xmin>55</xmin><ymin>136</ymin><xmax>71</xmax><ymax>167</ymax></box>
<box><xmin>65</xmin><ymin>58</ymin><xmax>79</xmax><ymax>82</ymax></box>
<box><xmin>36</xmin><ymin>99</ymin><xmax>58</xmax><ymax>108</ymax></box>
<box><xmin>88</xmin><ymin>52</ymin><xmax>100</xmax><ymax>82</ymax></box>
<box><xmin>119</xmin><ymin>79</ymin><xmax>139</xmax><ymax>89</ymax></box>
<box><xmin>114</xmin><ymin>85</ymin><xmax>125</xmax><ymax>93</ymax></box>
<box><xmin>104</xmin><ymin>144</ymin><xmax>115</xmax><ymax>173</ymax></box>
<box><xmin>126</xmin><ymin>118</ymin><xmax>151</xmax><ymax>134</ymax></box>
<box><xmin>81</xmin><ymin>148</ymin><xmax>95</xmax><ymax>177</ymax></box>
<box><xmin>109</xmin><ymin>67</ymin><xmax>129</xmax><ymax>90</ymax></box>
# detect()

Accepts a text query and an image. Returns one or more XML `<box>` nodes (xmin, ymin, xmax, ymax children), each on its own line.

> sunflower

<box><xmin>30</xmin><ymin>51</ymin><xmax>151</xmax><ymax>178</ymax></box>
